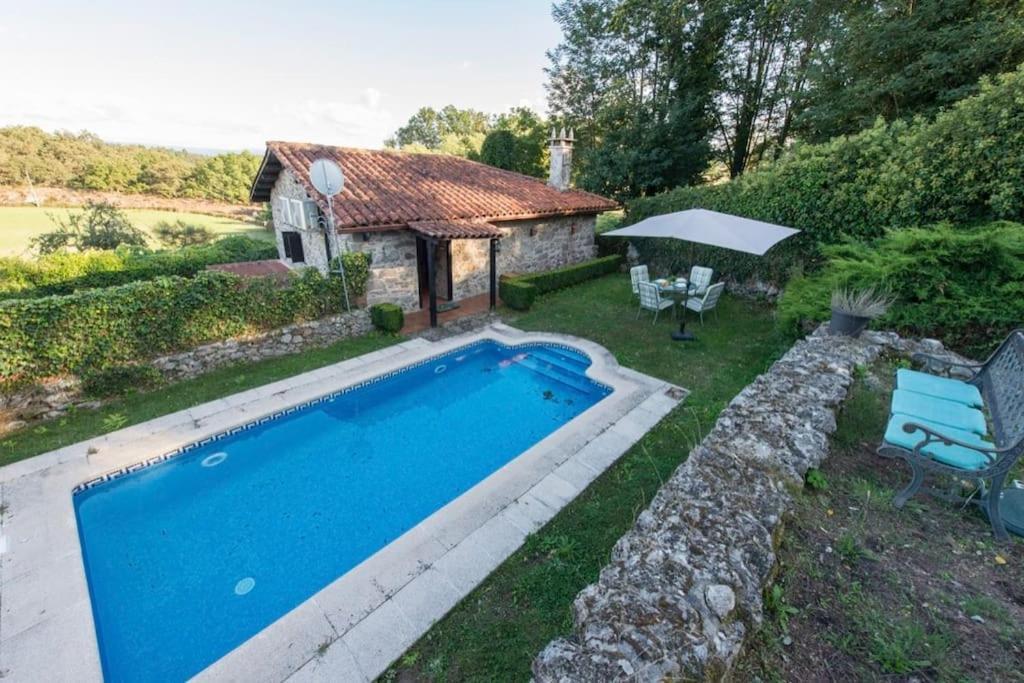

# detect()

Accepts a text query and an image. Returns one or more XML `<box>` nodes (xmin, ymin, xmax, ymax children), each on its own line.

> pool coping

<box><xmin>0</xmin><ymin>324</ymin><xmax>685</xmax><ymax>682</ymax></box>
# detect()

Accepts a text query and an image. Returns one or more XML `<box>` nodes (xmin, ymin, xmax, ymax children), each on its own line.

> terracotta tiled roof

<box><xmin>250</xmin><ymin>141</ymin><xmax>617</xmax><ymax>231</ymax></box>
<box><xmin>408</xmin><ymin>220</ymin><xmax>503</xmax><ymax>240</ymax></box>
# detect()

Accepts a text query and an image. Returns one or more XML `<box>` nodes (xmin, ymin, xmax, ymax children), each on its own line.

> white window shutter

<box><xmin>278</xmin><ymin>197</ymin><xmax>291</xmax><ymax>226</ymax></box>
<box><xmin>291</xmin><ymin>199</ymin><xmax>305</xmax><ymax>229</ymax></box>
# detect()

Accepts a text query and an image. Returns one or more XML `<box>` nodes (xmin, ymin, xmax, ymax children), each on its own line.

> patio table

<box><xmin>655</xmin><ymin>279</ymin><xmax>691</xmax><ymax>310</ymax></box>
<box><xmin>655</xmin><ymin>279</ymin><xmax>697</xmax><ymax>341</ymax></box>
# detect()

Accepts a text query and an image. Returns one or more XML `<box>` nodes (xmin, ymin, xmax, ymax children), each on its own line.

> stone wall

<box><xmin>452</xmin><ymin>214</ymin><xmax>598</xmax><ymax>300</ymax></box>
<box><xmin>150</xmin><ymin>310</ymin><xmax>373</xmax><ymax>381</ymax></box>
<box><xmin>0</xmin><ymin>310</ymin><xmax>373</xmax><ymax>434</ymax></box>
<box><xmin>270</xmin><ymin>169</ymin><xmax>332</xmax><ymax>271</ymax></box>
<box><xmin>358</xmin><ymin>231</ymin><xmax>420</xmax><ymax>311</ymax></box>
<box><xmin>532</xmin><ymin>328</ymin><xmax>957</xmax><ymax>682</ymax></box>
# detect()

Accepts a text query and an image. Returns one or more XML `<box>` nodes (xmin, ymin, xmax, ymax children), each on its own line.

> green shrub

<box><xmin>498</xmin><ymin>256</ymin><xmax>621</xmax><ymax>310</ymax></box>
<box><xmin>499</xmin><ymin>279</ymin><xmax>538</xmax><ymax>310</ymax></box>
<box><xmin>331</xmin><ymin>251</ymin><xmax>372</xmax><ymax>303</ymax></box>
<box><xmin>370</xmin><ymin>303</ymin><xmax>404</xmax><ymax>333</ymax></box>
<box><xmin>517</xmin><ymin>255</ymin><xmax>623</xmax><ymax>294</ymax></box>
<box><xmin>81</xmin><ymin>363</ymin><xmax>163</xmax><ymax>398</ymax></box>
<box><xmin>777</xmin><ymin>221</ymin><xmax>1024</xmax><ymax>355</ymax></box>
<box><xmin>32</xmin><ymin>202</ymin><xmax>149</xmax><ymax>254</ymax></box>
<box><xmin>0</xmin><ymin>235</ymin><xmax>278</xmax><ymax>299</ymax></box>
<box><xmin>0</xmin><ymin>268</ymin><xmax>352</xmax><ymax>386</ymax></box>
<box><xmin>625</xmin><ymin>66</ymin><xmax>1024</xmax><ymax>283</ymax></box>
<box><xmin>153</xmin><ymin>220</ymin><xmax>216</xmax><ymax>247</ymax></box>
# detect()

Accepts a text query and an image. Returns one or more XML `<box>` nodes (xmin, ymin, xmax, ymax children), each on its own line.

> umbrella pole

<box><xmin>672</xmin><ymin>242</ymin><xmax>697</xmax><ymax>342</ymax></box>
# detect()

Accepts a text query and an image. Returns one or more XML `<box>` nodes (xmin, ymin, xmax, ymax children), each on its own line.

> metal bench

<box><xmin>878</xmin><ymin>329</ymin><xmax>1024</xmax><ymax>541</ymax></box>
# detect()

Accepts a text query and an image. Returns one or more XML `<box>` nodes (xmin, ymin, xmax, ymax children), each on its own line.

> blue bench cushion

<box><xmin>885</xmin><ymin>413</ymin><xmax>995</xmax><ymax>470</ymax></box>
<box><xmin>891</xmin><ymin>389</ymin><xmax>988</xmax><ymax>435</ymax></box>
<box><xmin>896</xmin><ymin>368</ymin><xmax>983</xmax><ymax>408</ymax></box>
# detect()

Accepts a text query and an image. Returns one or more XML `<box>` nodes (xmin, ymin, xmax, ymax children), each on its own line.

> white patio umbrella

<box><xmin>604</xmin><ymin>208</ymin><xmax>800</xmax><ymax>340</ymax></box>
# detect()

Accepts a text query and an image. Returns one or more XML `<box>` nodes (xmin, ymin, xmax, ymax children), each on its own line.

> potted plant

<box><xmin>829</xmin><ymin>288</ymin><xmax>894</xmax><ymax>337</ymax></box>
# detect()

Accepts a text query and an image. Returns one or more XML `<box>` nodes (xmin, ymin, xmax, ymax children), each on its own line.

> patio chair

<box><xmin>630</xmin><ymin>265</ymin><xmax>649</xmax><ymax>295</ymax></box>
<box><xmin>688</xmin><ymin>266</ymin><xmax>713</xmax><ymax>295</ymax></box>
<box><xmin>636</xmin><ymin>281</ymin><xmax>674</xmax><ymax>324</ymax></box>
<box><xmin>684</xmin><ymin>282</ymin><xmax>725</xmax><ymax>324</ymax></box>
<box><xmin>877</xmin><ymin>329</ymin><xmax>1024</xmax><ymax>542</ymax></box>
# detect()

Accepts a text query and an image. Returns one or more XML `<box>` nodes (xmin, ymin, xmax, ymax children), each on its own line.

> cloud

<box><xmin>460</xmin><ymin>60</ymin><xmax>472</xmax><ymax>71</ymax></box>
<box><xmin>361</xmin><ymin>87</ymin><xmax>382</xmax><ymax>109</ymax></box>
<box><xmin>265</xmin><ymin>98</ymin><xmax>395</xmax><ymax>148</ymax></box>
<box><xmin>0</xmin><ymin>90</ymin><xmax>395</xmax><ymax>151</ymax></box>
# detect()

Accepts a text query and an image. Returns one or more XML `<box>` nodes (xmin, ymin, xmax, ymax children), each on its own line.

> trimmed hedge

<box><xmin>0</xmin><ymin>268</ymin><xmax>352</xmax><ymax>386</ymax></box>
<box><xmin>0</xmin><ymin>235</ymin><xmax>278</xmax><ymax>299</ymax></box>
<box><xmin>777</xmin><ymin>221</ymin><xmax>1024</xmax><ymax>356</ymax></box>
<box><xmin>499</xmin><ymin>279</ymin><xmax>537</xmax><ymax>311</ymax></box>
<box><xmin>517</xmin><ymin>255</ymin><xmax>623</xmax><ymax>294</ymax></box>
<box><xmin>500</xmin><ymin>255</ymin><xmax>623</xmax><ymax>310</ymax></box>
<box><xmin>370</xmin><ymin>303</ymin><xmax>404</xmax><ymax>333</ymax></box>
<box><xmin>625</xmin><ymin>66</ymin><xmax>1024</xmax><ymax>283</ymax></box>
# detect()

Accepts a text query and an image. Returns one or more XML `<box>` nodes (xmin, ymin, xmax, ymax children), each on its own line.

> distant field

<box><xmin>0</xmin><ymin>207</ymin><xmax>272</xmax><ymax>257</ymax></box>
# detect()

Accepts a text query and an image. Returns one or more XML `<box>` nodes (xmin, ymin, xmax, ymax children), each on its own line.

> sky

<box><xmin>0</xmin><ymin>0</ymin><xmax>562</xmax><ymax>152</ymax></box>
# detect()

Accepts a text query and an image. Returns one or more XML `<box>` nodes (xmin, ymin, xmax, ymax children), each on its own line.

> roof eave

<box><xmin>335</xmin><ymin>206</ymin><xmax>617</xmax><ymax>234</ymax></box>
<box><xmin>248</xmin><ymin>147</ymin><xmax>279</xmax><ymax>203</ymax></box>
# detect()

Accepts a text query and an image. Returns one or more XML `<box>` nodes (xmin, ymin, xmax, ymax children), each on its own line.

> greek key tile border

<box><xmin>71</xmin><ymin>339</ymin><xmax>612</xmax><ymax>496</ymax></box>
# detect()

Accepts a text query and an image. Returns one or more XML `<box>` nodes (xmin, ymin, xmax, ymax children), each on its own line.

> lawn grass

<box><xmin>0</xmin><ymin>333</ymin><xmax>401</xmax><ymax>468</ymax></box>
<box><xmin>0</xmin><ymin>206</ymin><xmax>270</xmax><ymax>256</ymax></box>
<box><xmin>384</xmin><ymin>274</ymin><xmax>789</xmax><ymax>681</ymax></box>
<box><xmin>735</xmin><ymin>360</ymin><xmax>1024</xmax><ymax>682</ymax></box>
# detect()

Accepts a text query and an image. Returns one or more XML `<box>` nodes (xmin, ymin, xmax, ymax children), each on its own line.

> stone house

<box><xmin>249</xmin><ymin>131</ymin><xmax>617</xmax><ymax>324</ymax></box>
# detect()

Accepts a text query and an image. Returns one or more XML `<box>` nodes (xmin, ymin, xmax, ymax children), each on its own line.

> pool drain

<box><xmin>202</xmin><ymin>452</ymin><xmax>228</xmax><ymax>468</ymax></box>
<box><xmin>234</xmin><ymin>577</ymin><xmax>255</xmax><ymax>595</ymax></box>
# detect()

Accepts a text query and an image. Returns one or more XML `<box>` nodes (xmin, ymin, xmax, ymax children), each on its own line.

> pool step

<box><xmin>527</xmin><ymin>347</ymin><xmax>590</xmax><ymax>373</ymax></box>
<box><xmin>516</xmin><ymin>356</ymin><xmax>596</xmax><ymax>395</ymax></box>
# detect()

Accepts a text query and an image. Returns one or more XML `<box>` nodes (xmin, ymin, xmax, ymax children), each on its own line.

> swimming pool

<box><xmin>74</xmin><ymin>340</ymin><xmax>612</xmax><ymax>681</ymax></box>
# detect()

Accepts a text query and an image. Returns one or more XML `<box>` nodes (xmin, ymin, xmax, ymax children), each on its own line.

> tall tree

<box><xmin>794</xmin><ymin>0</ymin><xmax>1024</xmax><ymax>142</ymax></box>
<box><xmin>384</xmin><ymin>105</ymin><xmax>490</xmax><ymax>157</ymax></box>
<box><xmin>480</xmin><ymin>107</ymin><xmax>549</xmax><ymax>177</ymax></box>
<box><xmin>546</xmin><ymin>0</ymin><xmax>728</xmax><ymax>199</ymax></box>
<box><xmin>713</xmin><ymin>0</ymin><xmax>832</xmax><ymax>177</ymax></box>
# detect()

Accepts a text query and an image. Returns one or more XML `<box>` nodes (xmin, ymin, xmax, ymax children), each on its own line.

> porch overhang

<box><xmin>407</xmin><ymin>220</ymin><xmax>503</xmax><ymax>240</ymax></box>
<box><xmin>408</xmin><ymin>221</ymin><xmax>502</xmax><ymax>329</ymax></box>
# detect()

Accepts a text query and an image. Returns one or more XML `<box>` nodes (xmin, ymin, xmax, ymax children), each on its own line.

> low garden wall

<box><xmin>150</xmin><ymin>309</ymin><xmax>372</xmax><ymax>381</ymax></box>
<box><xmin>532</xmin><ymin>327</ymin><xmax>966</xmax><ymax>681</ymax></box>
<box><xmin>0</xmin><ymin>309</ymin><xmax>373</xmax><ymax>433</ymax></box>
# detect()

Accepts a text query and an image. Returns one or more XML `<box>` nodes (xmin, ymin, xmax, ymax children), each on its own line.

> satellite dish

<box><xmin>309</xmin><ymin>158</ymin><xmax>344</xmax><ymax>197</ymax></box>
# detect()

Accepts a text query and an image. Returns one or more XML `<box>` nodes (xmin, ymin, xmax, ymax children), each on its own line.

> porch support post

<box><xmin>426</xmin><ymin>238</ymin><xmax>438</xmax><ymax>328</ymax></box>
<box><xmin>489</xmin><ymin>238</ymin><xmax>498</xmax><ymax>311</ymax></box>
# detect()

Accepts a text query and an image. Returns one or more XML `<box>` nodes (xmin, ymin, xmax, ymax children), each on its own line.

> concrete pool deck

<box><xmin>0</xmin><ymin>324</ymin><xmax>685</xmax><ymax>681</ymax></box>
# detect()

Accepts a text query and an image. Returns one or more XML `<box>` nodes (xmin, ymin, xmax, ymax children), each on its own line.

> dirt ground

<box><xmin>736</xmin><ymin>361</ymin><xmax>1024</xmax><ymax>682</ymax></box>
<box><xmin>0</xmin><ymin>185</ymin><xmax>257</xmax><ymax>220</ymax></box>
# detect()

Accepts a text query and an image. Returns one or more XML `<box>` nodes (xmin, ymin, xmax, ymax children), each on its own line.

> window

<box><xmin>303</xmin><ymin>200</ymin><xmax>321</xmax><ymax>230</ymax></box>
<box><xmin>291</xmin><ymin>199</ymin><xmax>306</xmax><ymax>229</ymax></box>
<box><xmin>277</xmin><ymin>197</ymin><xmax>291</xmax><ymax>226</ymax></box>
<box><xmin>281</xmin><ymin>231</ymin><xmax>305</xmax><ymax>263</ymax></box>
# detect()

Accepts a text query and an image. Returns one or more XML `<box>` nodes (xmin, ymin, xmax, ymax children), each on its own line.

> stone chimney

<box><xmin>548</xmin><ymin>127</ymin><xmax>574</xmax><ymax>191</ymax></box>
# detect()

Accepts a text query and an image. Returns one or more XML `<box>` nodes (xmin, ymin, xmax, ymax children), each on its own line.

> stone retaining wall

<box><xmin>0</xmin><ymin>310</ymin><xmax>373</xmax><ymax>433</ymax></box>
<box><xmin>150</xmin><ymin>310</ymin><xmax>373</xmax><ymax>381</ymax></box>
<box><xmin>532</xmin><ymin>328</ymin><xmax>964</xmax><ymax>681</ymax></box>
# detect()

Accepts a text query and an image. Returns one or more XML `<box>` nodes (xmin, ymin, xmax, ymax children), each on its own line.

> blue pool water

<box><xmin>74</xmin><ymin>340</ymin><xmax>611</xmax><ymax>681</ymax></box>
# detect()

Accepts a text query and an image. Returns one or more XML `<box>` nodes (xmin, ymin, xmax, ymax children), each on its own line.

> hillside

<box><xmin>0</xmin><ymin>127</ymin><xmax>261</xmax><ymax>204</ymax></box>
